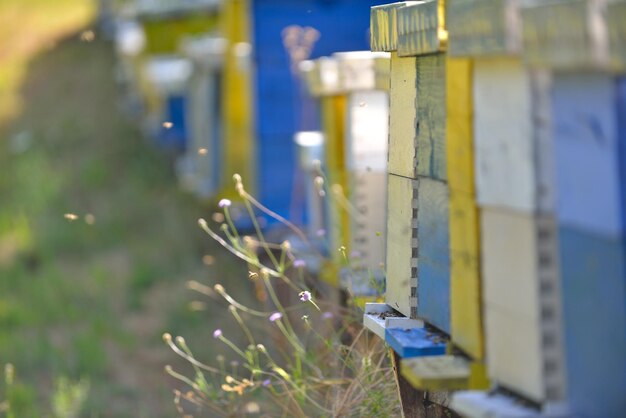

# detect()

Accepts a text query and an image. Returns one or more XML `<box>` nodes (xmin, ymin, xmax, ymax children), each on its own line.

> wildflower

<box><xmin>281</xmin><ymin>240</ymin><xmax>291</xmax><ymax>251</ymax></box>
<box><xmin>218</xmin><ymin>199</ymin><xmax>231</xmax><ymax>208</ymax></box>
<box><xmin>299</xmin><ymin>291</ymin><xmax>312</xmax><ymax>302</ymax></box>
<box><xmin>162</xmin><ymin>121</ymin><xmax>173</xmax><ymax>129</ymax></box>
<box><xmin>322</xmin><ymin>312</ymin><xmax>334</xmax><ymax>320</ymax></box>
<box><xmin>262</xmin><ymin>379</ymin><xmax>271</xmax><ymax>387</ymax></box>
<box><xmin>197</xmin><ymin>148</ymin><xmax>208</xmax><ymax>155</ymax></box>
<box><xmin>316</xmin><ymin>228</ymin><xmax>326</xmax><ymax>237</ymax></box>
<box><xmin>293</xmin><ymin>259</ymin><xmax>306</xmax><ymax>269</ymax></box>
<box><xmin>269</xmin><ymin>312</ymin><xmax>282</xmax><ymax>322</ymax></box>
<box><xmin>64</xmin><ymin>213</ymin><xmax>79</xmax><ymax>221</ymax></box>
<box><xmin>213</xmin><ymin>329</ymin><xmax>223</xmax><ymax>338</ymax></box>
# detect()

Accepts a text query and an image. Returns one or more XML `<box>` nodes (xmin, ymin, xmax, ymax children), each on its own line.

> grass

<box><xmin>0</xmin><ymin>3</ymin><xmax>254</xmax><ymax>416</ymax></box>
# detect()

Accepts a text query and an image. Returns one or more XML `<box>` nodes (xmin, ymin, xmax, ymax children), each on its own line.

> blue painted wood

<box><xmin>385</xmin><ymin>327</ymin><xmax>447</xmax><ymax>358</ymax></box>
<box><xmin>251</xmin><ymin>0</ymin><xmax>386</xmax><ymax>226</ymax></box>
<box><xmin>416</xmin><ymin>177</ymin><xmax>450</xmax><ymax>333</ymax></box>
<box><xmin>551</xmin><ymin>74</ymin><xmax>623</xmax><ymax>238</ymax></box>
<box><xmin>558</xmin><ymin>226</ymin><xmax>626</xmax><ymax>417</ymax></box>
<box><xmin>156</xmin><ymin>95</ymin><xmax>188</xmax><ymax>151</ymax></box>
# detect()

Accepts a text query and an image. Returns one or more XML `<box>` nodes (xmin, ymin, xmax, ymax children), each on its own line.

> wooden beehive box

<box><xmin>447</xmin><ymin>0</ymin><xmax>567</xmax><ymax>409</ymax></box>
<box><xmin>177</xmin><ymin>35</ymin><xmax>226</xmax><ymax>198</ymax></box>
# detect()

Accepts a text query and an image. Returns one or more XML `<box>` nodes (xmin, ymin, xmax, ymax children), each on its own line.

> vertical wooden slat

<box><xmin>446</xmin><ymin>57</ymin><xmax>483</xmax><ymax>360</ymax></box>
<box><xmin>386</xmin><ymin>173</ymin><xmax>418</xmax><ymax>318</ymax></box>
<box><xmin>473</xmin><ymin>57</ymin><xmax>535</xmax><ymax>212</ymax></box>
<box><xmin>388</xmin><ymin>53</ymin><xmax>418</xmax><ymax>179</ymax></box>
<box><xmin>220</xmin><ymin>0</ymin><xmax>255</xmax><ymax>199</ymax></box>
<box><xmin>481</xmin><ymin>208</ymin><xmax>544</xmax><ymax>403</ymax></box>
<box><xmin>416</xmin><ymin>55</ymin><xmax>447</xmax><ymax>181</ymax></box>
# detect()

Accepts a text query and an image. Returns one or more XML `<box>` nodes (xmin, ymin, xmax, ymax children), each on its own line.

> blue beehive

<box><xmin>250</xmin><ymin>0</ymin><xmax>386</xmax><ymax>227</ymax></box>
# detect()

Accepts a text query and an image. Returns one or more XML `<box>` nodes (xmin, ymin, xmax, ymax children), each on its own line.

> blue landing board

<box><xmin>551</xmin><ymin>74</ymin><xmax>622</xmax><ymax>237</ymax></box>
<box><xmin>251</xmin><ymin>0</ymin><xmax>385</xmax><ymax>226</ymax></box>
<box><xmin>156</xmin><ymin>95</ymin><xmax>188</xmax><ymax>151</ymax></box>
<box><xmin>416</xmin><ymin>177</ymin><xmax>450</xmax><ymax>333</ymax></box>
<box><xmin>385</xmin><ymin>327</ymin><xmax>447</xmax><ymax>359</ymax></box>
<box><xmin>559</xmin><ymin>226</ymin><xmax>626</xmax><ymax>417</ymax></box>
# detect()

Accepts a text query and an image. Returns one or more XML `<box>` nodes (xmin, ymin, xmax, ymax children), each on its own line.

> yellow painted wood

<box><xmin>397</xmin><ymin>0</ymin><xmax>447</xmax><ymax>57</ymax></box>
<box><xmin>219</xmin><ymin>0</ymin><xmax>255</xmax><ymax>199</ymax></box>
<box><xmin>142</xmin><ymin>13</ymin><xmax>219</xmax><ymax>54</ymax></box>
<box><xmin>370</xmin><ymin>2</ymin><xmax>413</xmax><ymax>52</ymax></box>
<box><xmin>402</xmin><ymin>355</ymin><xmax>489</xmax><ymax>391</ymax></box>
<box><xmin>385</xmin><ymin>174</ymin><xmax>417</xmax><ymax>318</ymax></box>
<box><xmin>446</xmin><ymin>57</ymin><xmax>484</xmax><ymax>362</ymax></box>
<box><xmin>388</xmin><ymin>52</ymin><xmax>417</xmax><ymax>179</ymax></box>
<box><xmin>401</xmin><ymin>355</ymin><xmax>469</xmax><ymax>391</ymax></box>
<box><xmin>445</xmin><ymin>58</ymin><xmax>474</xmax><ymax>195</ymax></box>
<box><xmin>449</xmin><ymin>191</ymin><xmax>483</xmax><ymax>360</ymax></box>
<box><xmin>321</xmin><ymin>95</ymin><xmax>350</xmax><ymax>268</ymax></box>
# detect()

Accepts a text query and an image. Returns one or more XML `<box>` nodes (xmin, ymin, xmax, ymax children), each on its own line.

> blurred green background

<box><xmin>0</xmin><ymin>1</ymin><xmax>253</xmax><ymax>416</ymax></box>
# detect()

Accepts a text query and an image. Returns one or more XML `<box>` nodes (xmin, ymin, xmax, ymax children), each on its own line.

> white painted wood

<box><xmin>363</xmin><ymin>303</ymin><xmax>423</xmax><ymax>340</ymax></box>
<box><xmin>388</xmin><ymin>54</ymin><xmax>417</xmax><ymax>179</ymax></box>
<box><xmin>484</xmin><ymin>304</ymin><xmax>544</xmax><ymax>403</ymax></box>
<box><xmin>473</xmin><ymin>57</ymin><xmax>536</xmax><ymax>212</ymax></box>
<box><xmin>451</xmin><ymin>391</ymin><xmax>544</xmax><ymax>418</ymax></box>
<box><xmin>481</xmin><ymin>208</ymin><xmax>544</xmax><ymax>403</ymax></box>
<box><xmin>349</xmin><ymin>170</ymin><xmax>387</xmax><ymax>275</ymax></box>
<box><xmin>346</xmin><ymin>91</ymin><xmax>389</xmax><ymax>173</ymax></box>
<box><xmin>386</xmin><ymin>174</ymin><xmax>417</xmax><ymax>318</ymax></box>
<box><xmin>481</xmin><ymin>208</ymin><xmax>540</xmax><ymax>319</ymax></box>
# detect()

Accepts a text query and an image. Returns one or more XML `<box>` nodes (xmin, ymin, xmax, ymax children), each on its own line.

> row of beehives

<box><xmin>111</xmin><ymin>0</ymin><xmax>390</xmax><ymax>238</ymax></box>
<box><xmin>350</xmin><ymin>1</ymin><xmax>626</xmax><ymax>417</ymax></box>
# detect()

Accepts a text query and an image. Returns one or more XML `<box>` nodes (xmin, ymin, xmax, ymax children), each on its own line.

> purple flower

<box><xmin>293</xmin><ymin>259</ymin><xmax>306</xmax><ymax>269</ymax></box>
<box><xmin>269</xmin><ymin>312</ymin><xmax>283</xmax><ymax>322</ymax></box>
<box><xmin>315</xmin><ymin>228</ymin><xmax>326</xmax><ymax>237</ymax></box>
<box><xmin>218</xmin><ymin>199</ymin><xmax>231</xmax><ymax>208</ymax></box>
<box><xmin>262</xmin><ymin>379</ymin><xmax>271</xmax><ymax>387</ymax></box>
<box><xmin>213</xmin><ymin>329</ymin><xmax>223</xmax><ymax>338</ymax></box>
<box><xmin>350</xmin><ymin>250</ymin><xmax>362</xmax><ymax>258</ymax></box>
<box><xmin>321</xmin><ymin>312</ymin><xmax>334</xmax><ymax>320</ymax></box>
<box><xmin>299</xmin><ymin>291</ymin><xmax>312</xmax><ymax>302</ymax></box>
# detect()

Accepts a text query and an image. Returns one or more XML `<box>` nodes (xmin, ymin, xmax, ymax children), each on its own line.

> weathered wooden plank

<box><xmin>521</xmin><ymin>0</ymin><xmax>609</xmax><ymax>70</ymax></box>
<box><xmin>401</xmin><ymin>355</ymin><xmax>469</xmax><ymax>390</ymax></box>
<box><xmin>334</xmin><ymin>51</ymin><xmax>391</xmax><ymax>92</ymax></box>
<box><xmin>481</xmin><ymin>208</ymin><xmax>544</xmax><ymax>403</ymax></box>
<box><xmin>388</xmin><ymin>53</ymin><xmax>418</xmax><ymax>179</ymax></box>
<box><xmin>447</xmin><ymin>0</ymin><xmax>521</xmax><ymax>57</ymax></box>
<box><xmin>449</xmin><ymin>191</ymin><xmax>483</xmax><ymax>360</ymax></box>
<box><xmin>386</xmin><ymin>327</ymin><xmax>447</xmax><ymax>358</ymax></box>
<box><xmin>180</xmin><ymin>36</ymin><xmax>225</xmax><ymax>198</ymax></box>
<box><xmin>416</xmin><ymin>54</ymin><xmax>447</xmax><ymax>181</ymax></box>
<box><xmin>473</xmin><ymin>57</ymin><xmax>535</xmax><ymax>211</ymax></box>
<box><xmin>558</xmin><ymin>226</ymin><xmax>626</xmax><ymax>417</ymax></box>
<box><xmin>608</xmin><ymin>0</ymin><xmax>626</xmax><ymax>72</ymax></box>
<box><xmin>551</xmin><ymin>73</ymin><xmax>623</xmax><ymax>238</ymax></box>
<box><xmin>416</xmin><ymin>176</ymin><xmax>450</xmax><ymax>333</ymax></box>
<box><xmin>397</xmin><ymin>0</ymin><xmax>446</xmax><ymax>57</ymax></box>
<box><xmin>386</xmin><ymin>174</ymin><xmax>418</xmax><ymax>317</ymax></box>
<box><xmin>446</xmin><ymin>57</ymin><xmax>474</xmax><ymax>194</ymax></box>
<box><xmin>371</xmin><ymin>2</ymin><xmax>417</xmax><ymax>52</ymax></box>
